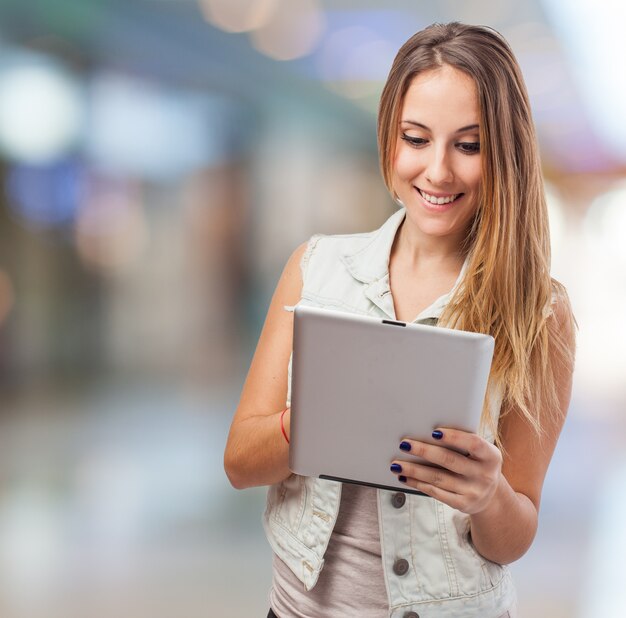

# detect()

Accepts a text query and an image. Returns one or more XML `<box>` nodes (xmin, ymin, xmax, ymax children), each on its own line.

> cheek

<box><xmin>393</xmin><ymin>148</ymin><xmax>421</xmax><ymax>182</ymax></box>
<box><xmin>463</xmin><ymin>160</ymin><xmax>482</xmax><ymax>192</ymax></box>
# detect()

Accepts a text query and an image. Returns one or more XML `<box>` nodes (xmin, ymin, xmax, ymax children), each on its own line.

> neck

<box><xmin>393</xmin><ymin>218</ymin><xmax>467</xmax><ymax>271</ymax></box>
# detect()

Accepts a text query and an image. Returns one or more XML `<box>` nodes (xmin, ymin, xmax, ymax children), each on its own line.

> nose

<box><xmin>425</xmin><ymin>145</ymin><xmax>454</xmax><ymax>186</ymax></box>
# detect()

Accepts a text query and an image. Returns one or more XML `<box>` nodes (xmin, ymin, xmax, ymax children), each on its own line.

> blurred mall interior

<box><xmin>0</xmin><ymin>1</ymin><xmax>625</xmax><ymax>616</ymax></box>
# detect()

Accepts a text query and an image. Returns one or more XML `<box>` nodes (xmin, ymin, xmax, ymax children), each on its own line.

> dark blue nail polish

<box><xmin>399</xmin><ymin>441</ymin><xmax>411</xmax><ymax>451</ymax></box>
<box><xmin>398</xmin><ymin>475</ymin><xmax>407</xmax><ymax>483</ymax></box>
<box><xmin>432</xmin><ymin>430</ymin><xmax>443</xmax><ymax>440</ymax></box>
<box><xmin>390</xmin><ymin>463</ymin><xmax>402</xmax><ymax>473</ymax></box>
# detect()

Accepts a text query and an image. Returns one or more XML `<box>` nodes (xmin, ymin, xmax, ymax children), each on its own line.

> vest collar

<box><xmin>340</xmin><ymin>207</ymin><xmax>405</xmax><ymax>285</ymax></box>
<box><xmin>339</xmin><ymin>207</ymin><xmax>468</xmax><ymax>323</ymax></box>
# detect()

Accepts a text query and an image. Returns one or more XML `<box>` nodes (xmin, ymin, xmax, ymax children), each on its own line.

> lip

<box><xmin>415</xmin><ymin>186</ymin><xmax>464</xmax><ymax>212</ymax></box>
<box><xmin>418</xmin><ymin>188</ymin><xmax>460</xmax><ymax>199</ymax></box>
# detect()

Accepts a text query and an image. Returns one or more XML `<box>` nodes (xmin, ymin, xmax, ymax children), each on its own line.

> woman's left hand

<box><xmin>390</xmin><ymin>428</ymin><xmax>503</xmax><ymax>515</ymax></box>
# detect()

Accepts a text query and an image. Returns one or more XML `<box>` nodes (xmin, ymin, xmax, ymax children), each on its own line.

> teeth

<box><xmin>419</xmin><ymin>190</ymin><xmax>460</xmax><ymax>205</ymax></box>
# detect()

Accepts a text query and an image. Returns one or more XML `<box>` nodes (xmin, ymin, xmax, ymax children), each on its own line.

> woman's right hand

<box><xmin>223</xmin><ymin>243</ymin><xmax>306</xmax><ymax>489</ymax></box>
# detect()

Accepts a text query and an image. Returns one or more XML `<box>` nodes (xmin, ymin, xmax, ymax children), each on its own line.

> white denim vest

<box><xmin>263</xmin><ymin>207</ymin><xmax>516</xmax><ymax>617</ymax></box>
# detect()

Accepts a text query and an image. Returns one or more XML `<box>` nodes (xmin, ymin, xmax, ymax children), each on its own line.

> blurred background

<box><xmin>0</xmin><ymin>0</ymin><xmax>624</xmax><ymax>616</ymax></box>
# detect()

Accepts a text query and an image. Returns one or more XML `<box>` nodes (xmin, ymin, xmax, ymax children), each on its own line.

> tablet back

<box><xmin>289</xmin><ymin>305</ymin><xmax>494</xmax><ymax>494</ymax></box>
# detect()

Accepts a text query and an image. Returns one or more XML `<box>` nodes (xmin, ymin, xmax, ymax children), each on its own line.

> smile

<box><xmin>418</xmin><ymin>189</ymin><xmax>462</xmax><ymax>205</ymax></box>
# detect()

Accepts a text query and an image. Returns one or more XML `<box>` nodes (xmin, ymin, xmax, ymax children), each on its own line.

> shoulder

<box><xmin>304</xmin><ymin>228</ymin><xmax>380</xmax><ymax>255</ymax></box>
<box><xmin>547</xmin><ymin>280</ymin><xmax>575</xmax><ymax>329</ymax></box>
<box><xmin>547</xmin><ymin>279</ymin><xmax>577</xmax><ymax>364</ymax></box>
<box><xmin>280</xmin><ymin>229</ymin><xmax>375</xmax><ymax>293</ymax></box>
<box><xmin>299</xmin><ymin>228</ymin><xmax>380</xmax><ymax>274</ymax></box>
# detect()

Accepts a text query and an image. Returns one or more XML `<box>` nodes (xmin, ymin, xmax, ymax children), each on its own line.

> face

<box><xmin>392</xmin><ymin>64</ymin><xmax>482</xmax><ymax>245</ymax></box>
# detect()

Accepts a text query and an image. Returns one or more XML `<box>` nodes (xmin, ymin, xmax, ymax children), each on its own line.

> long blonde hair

<box><xmin>378</xmin><ymin>22</ymin><xmax>575</xmax><ymax>439</ymax></box>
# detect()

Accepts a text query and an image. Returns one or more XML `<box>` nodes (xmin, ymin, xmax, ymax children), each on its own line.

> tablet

<box><xmin>288</xmin><ymin>304</ymin><xmax>494</xmax><ymax>494</ymax></box>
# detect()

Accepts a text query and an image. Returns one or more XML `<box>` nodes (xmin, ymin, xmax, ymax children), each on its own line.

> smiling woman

<box><xmin>393</xmin><ymin>65</ymin><xmax>483</xmax><ymax>247</ymax></box>
<box><xmin>224</xmin><ymin>21</ymin><xmax>576</xmax><ymax>618</ymax></box>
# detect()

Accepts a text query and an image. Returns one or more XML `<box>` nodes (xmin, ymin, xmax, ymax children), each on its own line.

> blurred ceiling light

<box><xmin>199</xmin><ymin>0</ymin><xmax>279</xmax><ymax>33</ymax></box>
<box><xmin>0</xmin><ymin>60</ymin><xmax>83</xmax><ymax>164</ymax></box>
<box><xmin>542</xmin><ymin>0</ymin><xmax>626</xmax><ymax>161</ymax></box>
<box><xmin>0</xmin><ymin>270</ymin><xmax>15</xmax><ymax>327</ymax></box>
<box><xmin>249</xmin><ymin>0</ymin><xmax>326</xmax><ymax>61</ymax></box>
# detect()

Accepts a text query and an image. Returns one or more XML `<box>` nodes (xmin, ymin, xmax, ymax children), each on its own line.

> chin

<box><xmin>403</xmin><ymin>202</ymin><xmax>476</xmax><ymax>240</ymax></box>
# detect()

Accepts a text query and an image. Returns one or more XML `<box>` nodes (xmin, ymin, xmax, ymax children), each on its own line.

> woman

<box><xmin>224</xmin><ymin>22</ymin><xmax>576</xmax><ymax>618</ymax></box>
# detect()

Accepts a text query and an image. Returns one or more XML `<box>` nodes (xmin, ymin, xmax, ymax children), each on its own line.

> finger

<box><xmin>391</xmin><ymin>460</ymin><xmax>465</xmax><ymax>494</ymax></box>
<box><xmin>397</xmin><ymin>476</ymin><xmax>467</xmax><ymax>511</ymax></box>
<box><xmin>430</xmin><ymin>427</ymin><xmax>490</xmax><ymax>460</ymax></box>
<box><xmin>398</xmin><ymin>438</ymin><xmax>478</xmax><ymax>474</ymax></box>
<box><xmin>402</xmin><ymin>428</ymin><xmax>489</xmax><ymax>462</ymax></box>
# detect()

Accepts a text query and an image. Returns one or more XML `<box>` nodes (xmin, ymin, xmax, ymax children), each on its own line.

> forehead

<box><xmin>400</xmin><ymin>65</ymin><xmax>479</xmax><ymax>127</ymax></box>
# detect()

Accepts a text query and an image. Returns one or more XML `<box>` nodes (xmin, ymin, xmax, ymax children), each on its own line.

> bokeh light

<box><xmin>543</xmin><ymin>0</ymin><xmax>626</xmax><ymax>161</ymax></box>
<box><xmin>249</xmin><ymin>0</ymin><xmax>326</xmax><ymax>61</ymax></box>
<box><xmin>0</xmin><ymin>59</ymin><xmax>83</xmax><ymax>164</ymax></box>
<box><xmin>544</xmin><ymin>182</ymin><xmax>567</xmax><ymax>282</ymax></box>
<box><xmin>572</xmin><ymin>181</ymin><xmax>626</xmax><ymax>402</ymax></box>
<box><xmin>199</xmin><ymin>0</ymin><xmax>279</xmax><ymax>33</ymax></box>
<box><xmin>86</xmin><ymin>73</ymin><xmax>238</xmax><ymax>179</ymax></box>
<box><xmin>584</xmin><ymin>181</ymin><xmax>626</xmax><ymax>267</ymax></box>
<box><xmin>5</xmin><ymin>159</ymin><xmax>84</xmax><ymax>230</ymax></box>
<box><xmin>317</xmin><ymin>26</ymin><xmax>395</xmax><ymax>101</ymax></box>
<box><xmin>74</xmin><ymin>176</ymin><xmax>148</xmax><ymax>276</ymax></box>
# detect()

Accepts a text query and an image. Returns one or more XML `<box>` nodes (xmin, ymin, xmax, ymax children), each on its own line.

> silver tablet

<box><xmin>289</xmin><ymin>304</ymin><xmax>494</xmax><ymax>494</ymax></box>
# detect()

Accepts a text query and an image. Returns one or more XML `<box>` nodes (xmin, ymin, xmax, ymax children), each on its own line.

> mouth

<box><xmin>417</xmin><ymin>188</ymin><xmax>464</xmax><ymax>205</ymax></box>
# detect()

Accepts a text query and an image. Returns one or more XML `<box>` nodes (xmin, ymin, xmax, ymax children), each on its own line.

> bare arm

<box><xmin>391</xmin><ymin>295</ymin><xmax>576</xmax><ymax>564</ymax></box>
<box><xmin>469</xmin><ymin>296</ymin><xmax>576</xmax><ymax>563</ymax></box>
<box><xmin>223</xmin><ymin>242</ymin><xmax>307</xmax><ymax>489</ymax></box>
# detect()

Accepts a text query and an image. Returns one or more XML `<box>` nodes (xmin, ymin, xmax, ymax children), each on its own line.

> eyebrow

<box><xmin>401</xmin><ymin>121</ymin><xmax>479</xmax><ymax>134</ymax></box>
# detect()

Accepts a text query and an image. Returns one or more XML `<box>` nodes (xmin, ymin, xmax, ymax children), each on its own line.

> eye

<box><xmin>401</xmin><ymin>134</ymin><xmax>427</xmax><ymax>148</ymax></box>
<box><xmin>457</xmin><ymin>141</ymin><xmax>480</xmax><ymax>154</ymax></box>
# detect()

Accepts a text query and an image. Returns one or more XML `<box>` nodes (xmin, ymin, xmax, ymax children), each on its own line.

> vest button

<box><xmin>393</xmin><ymin>558</ymin><xmax>410</xmax><ymax>576</ymax></box>
<box><xmin>403</xmin><ymin>613</ymin><xmax>419</xmax><ymax>618</ymax></box>
<box><xmin>391</xmin><ymin>492</ymin><xmax>406</xmax><ymax>508</ymax></box>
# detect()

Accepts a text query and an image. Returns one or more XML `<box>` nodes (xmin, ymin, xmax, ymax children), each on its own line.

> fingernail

<box><xmin>432</xmin><ymin>430</ymin><xmax>443</xmax><ymax>440</ymax></box>
<box><xmin>390</xmin><ymin>463</ymin><xmax>402</xmax><ymax>473</ymax></box>
<box><xmin>398</xmin><ymin>475</ymin><xmax>407</xmax><ymax>483</ymax></box>
<box><xmin>399</xmin><ymin>441</ymin><xmax>411</xmax><ymax>451</ymax></box>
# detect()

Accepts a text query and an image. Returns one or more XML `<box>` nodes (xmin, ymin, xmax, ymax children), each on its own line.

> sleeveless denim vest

<box><xmin>263</xmin><ymin>207</ymin><xmax>516</xmax><ymax>617</ymax></box>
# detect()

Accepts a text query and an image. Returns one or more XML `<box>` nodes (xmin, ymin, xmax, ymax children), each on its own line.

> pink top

<box><xmin>270</xmin><ymin>482</ymin><xmax>388</xmax><ymax>616</ymax></box>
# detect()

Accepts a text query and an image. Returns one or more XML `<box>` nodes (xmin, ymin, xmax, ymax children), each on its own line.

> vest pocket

<box><xmin>446</xmin><ymin>508</ymin><xmax>507</xmax><ymax>593</ymax></box>
<box><xmin>463</xmin><ymin>527</ymin><xmax>507</xmax><ymax>589</ymax></box>
<box><xmin>272</xmin><ymin>473</ymin><xmax>307</xmax><ymax>534</ymax></box>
